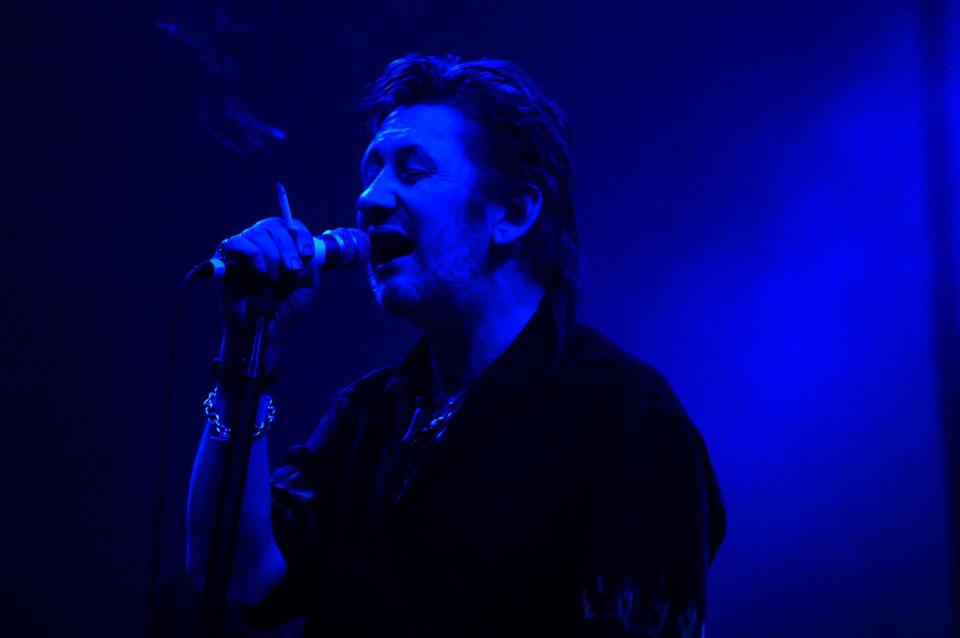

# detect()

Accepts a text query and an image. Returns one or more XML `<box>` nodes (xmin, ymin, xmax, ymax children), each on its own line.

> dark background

<box><xmin>4</xmin><ymin>1</ymin><xmax>958</xmax><ymax>636</ymax></box>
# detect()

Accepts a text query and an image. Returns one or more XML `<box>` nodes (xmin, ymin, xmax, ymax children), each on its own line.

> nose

<box><xmin>356</xmin><ymin>172</ymin><xmax>398</xmax><ymax>227</ymax></box>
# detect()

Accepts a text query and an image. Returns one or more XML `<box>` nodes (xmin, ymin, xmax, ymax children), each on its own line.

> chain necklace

<box><xmin>394</xmin><ymin>385</ymin><xmax>472</xmax><ymax>504</ymax></box>
<box><xmin>402</xmin><ymin>384</ymin><xmax>472</xmax><ymax>446</ymax></box>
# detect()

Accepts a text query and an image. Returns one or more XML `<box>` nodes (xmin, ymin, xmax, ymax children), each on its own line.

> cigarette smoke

<box><xmin>156</xmin><ymin>0</ymin><xmax>286</xmax><ymax>153</ymax></box>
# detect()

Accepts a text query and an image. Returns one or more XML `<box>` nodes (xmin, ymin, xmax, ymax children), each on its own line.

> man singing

<box><xmin>187</xmin><ymin>54</ymin><xmax>725</xmax><ymax>637</ymax></box>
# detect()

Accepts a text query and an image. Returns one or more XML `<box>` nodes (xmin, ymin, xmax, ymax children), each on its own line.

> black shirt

<box><xmin>247</xmin><ymin>297</ymin><xmax>725</xmax><ymax>637</ymax></box>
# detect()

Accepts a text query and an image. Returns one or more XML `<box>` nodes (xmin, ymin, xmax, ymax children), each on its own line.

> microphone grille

<box><xmin>325</xmin><ymin>227</ymin><xmax>371</xmax><ymax>267</ymax></box>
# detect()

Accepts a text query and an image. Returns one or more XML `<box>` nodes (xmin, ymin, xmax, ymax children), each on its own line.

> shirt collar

<box><xmin>389</xmin><ymin>294</ymin><xmax>567</xmax><ymax>407</ymax></box>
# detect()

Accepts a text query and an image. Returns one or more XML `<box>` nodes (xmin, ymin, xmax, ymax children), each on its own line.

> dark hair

<box><xmin>360</xmin><ymin>53</ymin><xmax>581</xmax><ymax>309</ymax></box>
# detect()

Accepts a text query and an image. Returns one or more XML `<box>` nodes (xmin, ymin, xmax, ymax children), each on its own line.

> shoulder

<box><xmin>555</xmin><ymin>323</ymin><xmax>711</xmax><ymax>484</ymax></box>
<box><xmin>558</xmin><ymin>322</ymin><xmax>689</xmax><ymax>422</ymax></box>
<box><xmin>557</xmin><ymin>322</ymin><xmax>727</xmax><ymax>558</ymax></box>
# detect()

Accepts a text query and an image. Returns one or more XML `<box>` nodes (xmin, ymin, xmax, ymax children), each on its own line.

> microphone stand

<box><xmin>196</xmin><ymin>291</ymin><xmax>277</xmax><ymax>638</ymax></box>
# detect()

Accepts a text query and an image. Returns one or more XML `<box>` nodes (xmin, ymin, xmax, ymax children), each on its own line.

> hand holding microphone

<box><xmin>210</xmin><ymin>185</ymin><xmax>370</xmax><ymax>376</ymax></box>
<box><xmin>200</xmin><ymin>185</ymin><xmax>370</xmax><ymax>280</ymax></box>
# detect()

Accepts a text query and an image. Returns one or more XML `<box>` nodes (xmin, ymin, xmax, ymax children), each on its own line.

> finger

<box><xmin>288</xmin><ymin>219</ymin><xmax>315</xmax><ymax>262</ymax></box>
<box><xmin>242</xmin><ymin>225</ymin><xmax>282</xmax><ymax>282</ymax></box>
<box><xmin>219</xmin><ymin>234</ymin><xmax>266</xmax><ymax>274</ymax></box>
<box><xmin>265</xmin><ymin>222</ymin><xmax>303</xmax><ymax>273</ymax></box>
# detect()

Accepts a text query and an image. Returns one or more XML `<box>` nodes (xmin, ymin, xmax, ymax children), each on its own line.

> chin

<box><xmin>368</xmin><ymin>267</ymin><xmax>430</xmax><ymax>318</ymax></box>
<box><xmin>366</xmin><ymin>259</ymin><xmax>478</xmax><ymax>327</ymax></box>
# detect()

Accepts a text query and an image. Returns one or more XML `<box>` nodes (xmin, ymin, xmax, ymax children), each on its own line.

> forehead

<box><xmin>363</xmin><ymin>104</ymin><xmax>474</xmax><ymax>160</ymax></box>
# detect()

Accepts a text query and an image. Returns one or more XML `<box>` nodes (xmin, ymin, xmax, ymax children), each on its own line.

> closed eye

<box><xmin>360</xmin><ymin>144</ymin><xmax>436</xmax><ymax>187</ymax></box>
<box><xmin>398</xmin><ymin>168</ymin><xmax>433</xmax><ymax>184</ymax></box>
<box><xmin>397</xmin><ymin>146</ymin><xmax>436</xmax><ymax>184</ymax></box>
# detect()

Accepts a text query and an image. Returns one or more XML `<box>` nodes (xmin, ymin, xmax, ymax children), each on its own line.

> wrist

<box><xmin>204</xmin><ymin>385</ymin><xmax>275</xmax><ymax>441</ymax></box>
<box><xmin>213</xmin><ymin>355</ymin><xmax>279</xmax><ymax>392</ymax></box>
<box><xmin>219</xmin><ymin>331</ymin><xmax>280</xmax><ymax>387</ymax></box>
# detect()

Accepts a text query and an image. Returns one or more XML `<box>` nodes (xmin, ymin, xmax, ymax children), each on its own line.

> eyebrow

<box><xmin>360</xmin><ymin>143</ymin><xmax>433</xmax><ymax>172</ymax></box>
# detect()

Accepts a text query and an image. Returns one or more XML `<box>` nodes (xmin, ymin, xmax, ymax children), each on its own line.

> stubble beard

<box><xmin>367</xmin><ymin>245</ymin><xmax>489</xmax><ymax>327</ymax></box>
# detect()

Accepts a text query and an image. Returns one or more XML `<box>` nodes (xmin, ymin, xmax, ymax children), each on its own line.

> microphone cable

<box><xmin>145</xmin><ymin>264</ymin><xmax>204</xmax><ymax>638</ymax></box>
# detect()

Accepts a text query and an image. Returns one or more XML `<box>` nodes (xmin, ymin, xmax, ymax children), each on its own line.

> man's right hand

<box><xmin>215</xmin><ymin>216</ymin><xmax>318</xmax><ymax>375</ymax></box>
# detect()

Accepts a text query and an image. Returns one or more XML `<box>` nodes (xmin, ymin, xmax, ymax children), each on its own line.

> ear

<box><xmin>490</xmin><ymin>184</ymin><xmax>543</xmax><ymax>247</ymax></box>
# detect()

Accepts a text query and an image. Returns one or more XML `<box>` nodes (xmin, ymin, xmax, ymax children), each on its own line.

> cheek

<box><xmin>411</xmin><ymin>192</ymin><xmax>485</xmax><ymax>262</ymax></box>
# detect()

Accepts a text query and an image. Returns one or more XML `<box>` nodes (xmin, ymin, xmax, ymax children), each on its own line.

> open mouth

<box><xmin>369</xmin><ymin>229</ymin><xmax>416</xmax><ymax>267</ymax></box>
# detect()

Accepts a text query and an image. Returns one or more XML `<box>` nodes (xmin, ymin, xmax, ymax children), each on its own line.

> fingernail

<box><xmin>256</xmin><ymin>257</ymin><xmax>267</xmax><ymax>273</ymax></box>
<box><xmin>287</xmin><ymin>257</ymin><xmax>302</xmax><ymax>270</ymax></box>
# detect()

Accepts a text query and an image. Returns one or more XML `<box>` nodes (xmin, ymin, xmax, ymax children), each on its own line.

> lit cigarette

<box><xmin>277</xmin><ymin>182</ymin><xmax>294</xmax><ymax>228</ymax></box>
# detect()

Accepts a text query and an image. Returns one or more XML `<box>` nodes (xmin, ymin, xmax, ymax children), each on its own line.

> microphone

<box><xmin>195</xmin><ymin>227</ymin><xmax>371</xmax><ymax>278</ymax></box>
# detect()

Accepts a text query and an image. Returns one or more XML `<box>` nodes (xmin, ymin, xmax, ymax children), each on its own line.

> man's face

<box><xmin>356</xmin><ymin>103</ymin><xmax>494</xmax><ymax>321</ymax></box>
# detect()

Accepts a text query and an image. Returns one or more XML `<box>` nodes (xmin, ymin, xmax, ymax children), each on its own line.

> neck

<box><xmin>422</xmin><ymin>268</ymin><xmax>545</xmax><ymax>396</ymax></box>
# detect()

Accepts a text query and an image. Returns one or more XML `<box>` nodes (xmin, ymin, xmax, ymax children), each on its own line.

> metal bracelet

<box><xmin>203</xmin><ymin>386</ymin><xmax>275</xmax><ymax>441</ymax></box>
